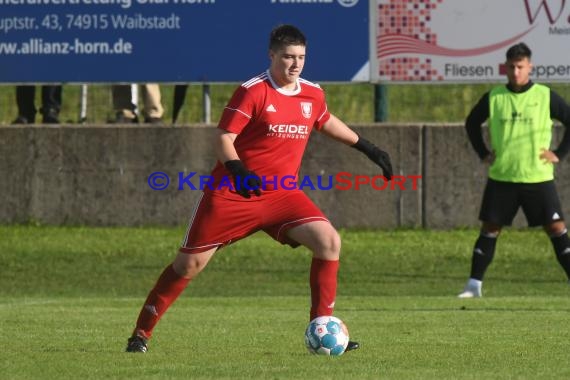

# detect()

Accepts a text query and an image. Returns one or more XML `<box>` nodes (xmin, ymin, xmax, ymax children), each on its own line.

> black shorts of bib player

<box><xmin>479</xmin><ymin>179</ymin><xmax>563</xmax><ymax>227</ymax></box>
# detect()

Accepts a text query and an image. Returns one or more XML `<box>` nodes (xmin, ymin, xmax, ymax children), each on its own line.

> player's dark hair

<box><xmin>269</xmin><ymin>24</ymin><xmax>306</xmax><ymax>51</ymax></box>
<box><xmin>506</xmin><ymin>42</ymin><xmax>531</xmax><ymax>61</ymax></box>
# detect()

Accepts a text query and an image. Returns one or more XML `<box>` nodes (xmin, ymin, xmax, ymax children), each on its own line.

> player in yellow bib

<box><xmin>459</xmin><ymin>42</ymin><xmax>570</xmax><ymax>297</ymax></box>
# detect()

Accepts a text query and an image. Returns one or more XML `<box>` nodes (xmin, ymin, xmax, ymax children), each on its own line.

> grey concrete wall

<box><xmin>1</xmin><ymin>125</ymin><xmax>215</xmax><ymax>226</ymax></box>
<box><xmin>1</xmin><ymin>124</ymin><xmax>568</xmax><ymax>228</ymax></box>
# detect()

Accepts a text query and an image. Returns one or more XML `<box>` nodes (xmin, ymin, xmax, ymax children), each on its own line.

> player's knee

<box><xmin>328</xmin><ymin>229</ymin><xmax>342</xmax><ymax>253</ymax></box>
<box><xmin>173</xmin><ymin>260</ymin><xmax>195</xmax><ymax>278</ymax></box>
<box><xmin>172</xmin><ymin>252</ymin><xmax>210</xmax><ymax>278</ymax></box>
<box><xmin>545</xmin><ymin>221</ymin><xmax>567</xmax><ymax>237</ymax></box>
<box><xmin>315</xmin><ymin>228</ymin><xmax>341</xmax><ymax>257</ymax></box>
<box><xmin>481</xmin><ymin>222</ymin><xmax>501</xmax><ymax>237</ymax></box>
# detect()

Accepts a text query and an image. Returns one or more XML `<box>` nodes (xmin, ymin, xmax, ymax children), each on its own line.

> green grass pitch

<box><xmin>1</xmin><ymin>226</ymin><xmax>570</xmax><ymax>379</ymax></box>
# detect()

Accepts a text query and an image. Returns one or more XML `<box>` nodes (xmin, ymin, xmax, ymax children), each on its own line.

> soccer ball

<box><xmin>304</xmin><ymin>316</ymin><xmax>349</xmax><ymax>356</ymax></box>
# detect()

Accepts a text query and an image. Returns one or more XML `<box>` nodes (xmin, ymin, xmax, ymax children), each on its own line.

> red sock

<box><xmin>309</xmin><ymin>258</ymin><xmax>339</xmax><ymax>320</ymax></box>
<box><xmin>133</xmin><ymin>264</ymin><xmax>190</xmax><ymax>339</ymax></box>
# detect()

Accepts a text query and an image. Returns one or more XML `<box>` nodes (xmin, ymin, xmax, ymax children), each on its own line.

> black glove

<box><xmin>352</xmin><ymin>136</ymin><xmax>394</xmax><ymax>179</ymax></box>
<box><xmin>224</xmin><ymin>160</ymin><xmax>262</xmax><ymax>198</ymax></box>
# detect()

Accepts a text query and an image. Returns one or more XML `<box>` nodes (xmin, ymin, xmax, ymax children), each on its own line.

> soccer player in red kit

<box><xmin>126</xmin><ymin>24</ymin><xmax>393</xmax><ymax>353</ymax></box>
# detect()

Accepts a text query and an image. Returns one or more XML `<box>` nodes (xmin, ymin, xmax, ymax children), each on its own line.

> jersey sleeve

<box><xmin>313</xmin><ymin>92</ymin><xmax>331</xmax><ymax>131</ymax></box>
<box><xmin>218</xmin><ymin>85</ymin><xmax>257</xmax><ymax>134</ymax></box>
<box><xmin>551</xmin><ymin>89</ymin><xmax>570</xmax><ymax>160</ymax></box>
<box><xmin>465</xmin><ymin>92</ymin><xmax>491</xmax><ymax>160</ymax></box>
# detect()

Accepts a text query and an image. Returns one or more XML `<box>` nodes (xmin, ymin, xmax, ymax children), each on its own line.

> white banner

<box><xmin>370</xmin><ymin>0</ymin><xmax>570</xmax><ymax>83</ymax></box>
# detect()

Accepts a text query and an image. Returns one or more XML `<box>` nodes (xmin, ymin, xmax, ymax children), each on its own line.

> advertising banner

<box><xmin>371</xmin><ymin>0</ymin><xmax>570</xmax><ymax>83</ymax></box>
<box><xmin>0</xmin><ymin>0</ymin><xmax>368</xmax><ymax>83</ymax></box>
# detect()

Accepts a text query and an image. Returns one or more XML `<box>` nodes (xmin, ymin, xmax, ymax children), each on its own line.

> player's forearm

<box><xmin>465</xmin><ymin>121</ymin><xmax>490</xmax><ymax>160</ymax></box>
<box><xmin>214</xmin><ymin>130</ymin><xmax>239</xmax><ymax>163</ymax></box>
<box><xmin>554</xmin><ymin>127</ymin><xmax>570</xmax><ymax>160</ymax></box>
<box><xmin>320</xmin><ymin>114</ymin><xmax>359</xmax><ymax>145</ymax></box>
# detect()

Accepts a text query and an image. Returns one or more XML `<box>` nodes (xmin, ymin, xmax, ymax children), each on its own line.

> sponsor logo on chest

<box><xmin>264</xmin><ymin>101</ymin><xmax>313</xmax><ymax>139</ymax></box>
<box><xmin>268</xmin><ymin>124</ymin><xmax>309</xmax><ymax>135</ymax></box>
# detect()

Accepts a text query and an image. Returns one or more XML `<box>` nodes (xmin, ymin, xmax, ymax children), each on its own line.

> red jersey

<box><xmin>210</xmin><ymin>70</ymin><xmax>331</xmax><ymax>193</ymax></box>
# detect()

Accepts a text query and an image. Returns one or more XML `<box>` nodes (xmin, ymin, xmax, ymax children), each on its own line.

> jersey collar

<box><xmin>506</xmin><ymin>80</ymin><xmax>534</xmax><ymax>94</ymax></box>
<box><xmin>266</xmin><ymin>69</ymin><xmax>301</xmax><ymax>96</ymax></box>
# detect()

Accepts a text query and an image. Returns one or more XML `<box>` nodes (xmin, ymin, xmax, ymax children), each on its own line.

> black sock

<box><xmin>550</xmin><ymin>232</ymin><xmax>570</xmax><ymax>279</ymax></box>
<box><xmin>469</xmin><ymin>234</ymin><xmax>497</xmax><ymax>280</ymax></box>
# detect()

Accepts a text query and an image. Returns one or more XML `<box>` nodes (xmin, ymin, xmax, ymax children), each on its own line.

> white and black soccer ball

<box><xmin>304</xmin><ymin>316</ymin><xmax>349</xmax><ymax>356</ymax></box>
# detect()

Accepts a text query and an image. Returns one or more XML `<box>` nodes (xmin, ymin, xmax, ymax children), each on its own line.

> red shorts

<box><xmin>179</xmin><ymin>189</ymin><xmax>329</xmax><ymax>254</ymax></box>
